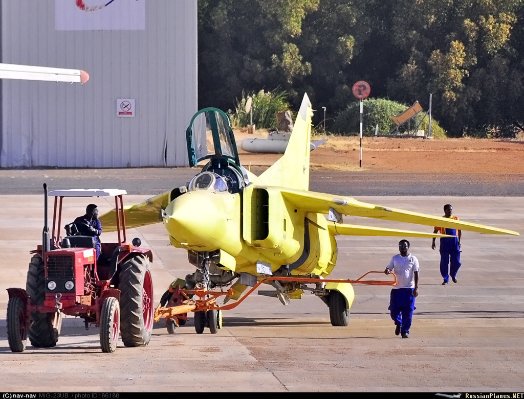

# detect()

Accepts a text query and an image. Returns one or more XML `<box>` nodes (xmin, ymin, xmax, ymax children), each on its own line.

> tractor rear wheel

<box><xmin>119</xmin><ymin>255</ymin><xmax>154</xmax><ymax>347</ymax></box>
<box><xmin>100</xmin><ymin>297</ymin><xmax>120</xmax><ymax>353</ymax></box>
<box><xmin>26</xmin><ymin>255</ymin><xmax>59</xmax><ymax>347</ymax></box>
<box><xmin>328</xmin><ymin>290</ymin><xmax>350</xmax><ymax>326</ymax></box>
<box><xmin>7</xmin><ymin>296</ymin><xmax>27</xmax><ymax>352</ymax></box>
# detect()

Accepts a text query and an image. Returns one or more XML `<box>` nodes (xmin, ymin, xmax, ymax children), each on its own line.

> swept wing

<box><xmin>278</xmin><ymin>188</ymin><xmax>519</xmax><ymax>236</ymax></box>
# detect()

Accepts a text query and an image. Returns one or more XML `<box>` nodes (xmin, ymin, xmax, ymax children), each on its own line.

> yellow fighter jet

<box><xmin>100</xmin><ymin>93</ymin><xmax>519</xmax><ymax>334</ymax></box>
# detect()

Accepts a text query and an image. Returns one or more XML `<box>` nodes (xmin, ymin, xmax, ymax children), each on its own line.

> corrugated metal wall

<box><xmin>0</xmin><ymin>0</ymin><xmax>197</xmax><ymax>168</ymax></box>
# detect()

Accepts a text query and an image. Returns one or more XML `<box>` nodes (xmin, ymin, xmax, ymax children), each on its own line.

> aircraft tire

<box><xmin>328</xmin><ymin>290</ymin><xmax>350</xmax><ymax>326</ymax></box>
<box><xmin>166</xmin><ymin>319</ymin><xmax>177</xmax><ymax>334</ymax></box>
<box><xmin>207</xmin><ymin>310</ymin><xmax>218</xmax><ymax>334</ymax></box>
<box><xmin>194</xmin><ymin>311</ymin><xmax>206</xmax><ymax>334</ymax></box>
<box><xmin>26</xmin><ymin>255</ymin><xmax>59</xmax><ymax>347</ymax></box>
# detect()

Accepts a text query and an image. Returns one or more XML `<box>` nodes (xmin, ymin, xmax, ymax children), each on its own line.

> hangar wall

<box><xmin>0</xmin><ymin>0</ymin><xmax>197</xmax><ymax>168</ymax></box>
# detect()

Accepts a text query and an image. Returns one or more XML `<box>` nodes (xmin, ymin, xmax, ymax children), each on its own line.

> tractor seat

<box><xmin>64</xmin><ymin>222</ymin><xmax>79</xmax><ymax>236</ymax></box>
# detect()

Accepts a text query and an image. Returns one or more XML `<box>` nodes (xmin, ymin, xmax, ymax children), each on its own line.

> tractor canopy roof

<box><xmin>48</xmin><ymin>189</ymin><xmax>127</xmax><ymax>197</ymax></box>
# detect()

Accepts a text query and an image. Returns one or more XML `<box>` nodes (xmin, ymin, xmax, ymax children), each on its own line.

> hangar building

<box><xmin>0</xmin><ymin>0</ymin><xmax>197</xmax><ymax>168</ymax></box>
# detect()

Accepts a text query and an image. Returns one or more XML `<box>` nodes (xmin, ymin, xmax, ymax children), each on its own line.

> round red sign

<box><xmin>352</xmin><ymin>81</ymin><xmax>371</xmax><ymax>100</ymax></box>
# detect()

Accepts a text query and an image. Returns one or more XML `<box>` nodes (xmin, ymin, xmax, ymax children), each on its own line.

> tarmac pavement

<box><xmin>0</xmin><ymin>170</ymin><xmax>522</xmax><ymax>392</ymax></box>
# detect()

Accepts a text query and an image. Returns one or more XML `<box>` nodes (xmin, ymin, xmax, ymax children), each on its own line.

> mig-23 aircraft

<box><xmin>100</xmin><ymin>93</ymin><xmax>519</xmax><ymax>334</ymax></box>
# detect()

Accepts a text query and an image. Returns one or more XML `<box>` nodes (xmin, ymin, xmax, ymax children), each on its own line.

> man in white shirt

<box><xmin>384</xmin><ymin>239</ymin><xmax>419</xmax><ymax>338</ymax></box>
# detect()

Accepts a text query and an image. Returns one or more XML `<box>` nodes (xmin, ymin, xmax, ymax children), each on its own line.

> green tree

<box><xmin>198</xmin><ymin>0</ymin><xmax>318</xmax><ymax>110</ymax></box>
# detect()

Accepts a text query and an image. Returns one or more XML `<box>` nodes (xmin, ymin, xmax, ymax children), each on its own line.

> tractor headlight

<box><xmin>65</xmin><ymin>281</ymin><xmax>74</xmax><ymax>291</ymax></box>
<box><xmin>47</xmin><ymin>281</ymin><xmax>57</xmax><ymax>290</ymax></box>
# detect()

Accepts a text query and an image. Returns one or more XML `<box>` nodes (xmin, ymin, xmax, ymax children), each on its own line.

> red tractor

<box><xmin>6</xmin><ymin>184</ymin><xmax>154</xmax><ymax>353</ymax></box>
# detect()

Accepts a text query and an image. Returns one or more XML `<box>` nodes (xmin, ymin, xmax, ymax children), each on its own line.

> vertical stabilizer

<box><xmin>257</xmin><ymin>93</ymin><xmax>313</xmax><ymax>190</ymax></box>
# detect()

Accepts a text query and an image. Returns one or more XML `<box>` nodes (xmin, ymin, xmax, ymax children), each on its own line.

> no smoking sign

<box><xmin>116</xmin><ymin>98</ymin><xmax>135</xmax><ymax>117</ymax></box>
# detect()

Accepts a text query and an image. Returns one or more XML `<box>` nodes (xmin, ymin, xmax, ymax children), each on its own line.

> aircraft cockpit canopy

<box><xmin>186</xmin><ymin>107</ymin><xmax>240</xmax><ymax>168</ymax></box>
<box><xmin>188</xmin><ymin>172</ymin><xmax>228</xmax><ymax>193</ymax></box>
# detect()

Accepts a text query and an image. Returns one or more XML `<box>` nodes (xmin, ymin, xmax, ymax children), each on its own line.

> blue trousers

<box><xmin>440</xmin><ymin>248</ymin><xmax>461</xmax><ymax>282</ymax></box>
<box><xmin>388</xmin><ymin>288</ymin><xmax>416</xmax><ymax>334</ymax></box>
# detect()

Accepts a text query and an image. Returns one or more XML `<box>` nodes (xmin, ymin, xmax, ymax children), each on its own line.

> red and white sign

<box><xmin>352</xmin><ymin>80</ymin><xmax>371</xmax><ymax>100</ymax></box>
<box><xmin>116</xmin><ymin>98</ymin><xmax>135</xmax><ymax>117</ymax></box>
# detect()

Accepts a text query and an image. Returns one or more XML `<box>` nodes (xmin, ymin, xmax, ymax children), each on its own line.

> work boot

<box><xmin>395</xmin><ymin>324</ymin><xmax>401</xmax><ymax>336</ymax></box>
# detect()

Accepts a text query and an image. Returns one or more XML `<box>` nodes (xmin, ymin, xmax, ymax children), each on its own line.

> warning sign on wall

<box><xmin>116</xmin><ymin>99</ymin><xmax>135</xmax><ymax>117</ymax></box>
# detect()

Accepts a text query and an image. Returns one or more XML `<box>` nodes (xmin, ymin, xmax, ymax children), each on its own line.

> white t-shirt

<box><xmin>386</xmin><ymin>253</ymin><xmax>419</xmax><ymax>289</ymax></box>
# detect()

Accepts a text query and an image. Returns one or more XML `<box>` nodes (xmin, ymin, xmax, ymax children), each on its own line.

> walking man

<box><xmin>432</xmin><ymin>204</ymin><xmax>461</xmax><ymax>285</ymax></box>
<box><xmin>384</xmin><ymin>239</ymin><xmax>419</xmax><ymax>338</ymax></box>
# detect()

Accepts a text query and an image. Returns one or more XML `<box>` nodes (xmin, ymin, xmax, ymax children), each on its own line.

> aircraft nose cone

<box><xmin>163</xmin><ymin>191</ymin><xmax>225</xmax><ymax>249</ymax></box>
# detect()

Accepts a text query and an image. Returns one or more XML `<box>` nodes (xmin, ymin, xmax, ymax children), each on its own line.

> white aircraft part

<box><xmin>0</xmin><ymin>63</ymin><xmax>89</xmax><ymax>84</ymax></box>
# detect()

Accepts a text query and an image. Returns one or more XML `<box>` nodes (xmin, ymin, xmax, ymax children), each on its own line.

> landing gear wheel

<box><xmin>119</xmin><ymin>255</ymin><xmax>154</xmax><ymax>347</ymax></box>
<box><xmin>216</xmin><ymin>310</ymin><xmax>223</xmax><ymax>329</ymax></box>
<box><xmin>7</xmin><ymin>296</ymin><xmax>27</xmax><ymax>352</ymax></box>
<box><xmin>194</xmin><ymin>311</ymin><xmax>206</xmax><ymax>334</ymax></box>
<box><xmin>26</xmin><ymin>255</ymin><xmax>59</xmax><ymax>347</ymax></box>
<box><xmin>207</xmin><ymin>309</ymin><xmax>218</xmax><ymax>334</ymax></box>
<box><xmin>100</xmin><ymin>297</ymin><xmax>120</xmax><ymax>353</ymax></box>
<box><xmin>166</xmin><ymin>319</ymin><xmax>177</xmax><ymax>335</ymax></box>
<box><xmin>328</xmin><ymin>290</ymin><xmax>350</xmax><ymax>326</ymax></box>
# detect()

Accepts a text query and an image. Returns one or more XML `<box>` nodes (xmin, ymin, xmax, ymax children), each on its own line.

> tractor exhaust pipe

<box><xmin>43</xmin><ymin>183</ymin><xmax>50</xmax><ymax>253</ymax></box>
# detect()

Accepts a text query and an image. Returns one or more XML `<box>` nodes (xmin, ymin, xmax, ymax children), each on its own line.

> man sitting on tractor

<box><xmin>74</xmin><ymin>203</ymin><xmax>102</xmax><ymax>259</ymax></box>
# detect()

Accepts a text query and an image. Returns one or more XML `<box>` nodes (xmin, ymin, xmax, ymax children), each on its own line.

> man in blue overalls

<box><xmin>432</xmin><ymin>204</ymin><xmax>461</xmax><ymax>285</ymax></box>
<box><xmin>74</xmin><ymin>203</ymin><xmax>102</xmax><ymax>260</ymax></box>
<box><xmin>384</xmin><ymin>239</ymin><xmax>419</xmax><ymax>338</ymax></box>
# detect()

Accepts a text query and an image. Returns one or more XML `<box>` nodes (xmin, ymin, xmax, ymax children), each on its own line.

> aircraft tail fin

<box><xmin>256</xmin><ymin>93</ymin><xmax>313</xmax><ymax>190</ymax></box>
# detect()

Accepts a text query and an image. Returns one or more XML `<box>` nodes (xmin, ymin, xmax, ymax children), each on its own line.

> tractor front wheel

<box><xmin>100</xmin><ymin>297</ymin><xmax>120</xmax><ymax>353</ymax></box>
<box><xmin>119</xmin><ymin>255</ymin><xmax>154</xmax><ymax>347</ymax></box>
<box><xmin>7</xmin><ymin>296</ymin><xmax>27</xmax><ymax>352</ymax></box>
<box><xmin>26</xmin><ymin>255</ymin><xmax>59</xmax><ymax>347</ymax></box>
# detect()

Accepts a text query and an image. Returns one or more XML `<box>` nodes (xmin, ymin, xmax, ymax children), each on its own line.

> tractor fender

<box><xmin>325</xmin><ymin>282</ymin><xmax>355</xmax><ymax>310</ymax></box>
<box><xmin>119</xmin><ymin>248</ymin><xmax>153</xmax><ymax>269</ymax></box>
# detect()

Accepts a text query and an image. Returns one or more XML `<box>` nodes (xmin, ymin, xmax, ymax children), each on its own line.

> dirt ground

<box><xmin>236</xmin><ymin>129</ymin><xmax>524</xmax><ymax>176</ymax></box>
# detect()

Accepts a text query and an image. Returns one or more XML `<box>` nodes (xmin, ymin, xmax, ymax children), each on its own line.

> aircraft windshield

<box><xmin>188</xmin><ymin>172</ymin><xmax>228</xmax><ymax>193</ymax></box>
<box><xmin>186</xmin><ymin>108</ymin><xmax>240</xmax><ymax>167</ymax></box>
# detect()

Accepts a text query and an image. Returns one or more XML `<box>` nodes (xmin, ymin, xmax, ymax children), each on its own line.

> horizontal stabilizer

<box><xmin>328</xmin><ymin>223</ymin><xmax>453</xmax><ymax>238</ymax></box>
<box><xmin>100</xmin><ymin>191</ymin><xmax>170</xmax><ymax>232</ymax></box>
<box><xmin>280</xmin><ymin>189</ymin><xmax>519</xmax><ymax>236</ymax></box>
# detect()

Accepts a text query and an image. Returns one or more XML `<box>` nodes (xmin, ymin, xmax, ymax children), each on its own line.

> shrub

<box><xmin>332</xmin><ymin>98</ymin><xmax>447</xmax><ymax>138</ymax></box>
<box><xmin>231</xmin><ymin>90</ymin><xmax>291</xmax><ymax>129</ymax></box>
